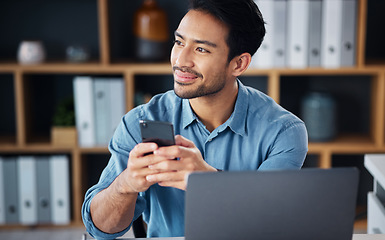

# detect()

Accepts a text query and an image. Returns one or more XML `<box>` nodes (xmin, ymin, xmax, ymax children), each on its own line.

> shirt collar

<box><xmin>181</xmin><ymin>79</ymin><xmax>248</xmax><ymax>136</ymax></box>
<box><xmin>182</xmin><ymin>98</ymin><xmax>196</xmax><ymax>129</ymax></box>
<box><xmin>227</xmin><ymin>79</ymin><xmax>248</xmax><ymax>136</ymax></box>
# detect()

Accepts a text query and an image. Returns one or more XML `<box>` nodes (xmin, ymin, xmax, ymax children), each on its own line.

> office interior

<box><xmin>0</xmin><ymin>0</ymin><xmax>385</xmax><ymax>237</ymax></box>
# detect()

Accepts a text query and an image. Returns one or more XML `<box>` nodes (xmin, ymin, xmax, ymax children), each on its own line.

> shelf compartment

<box><xmin>0</xmin><ymin>0</ymin><xmax>99</xmax><ymax>63</ymax></box>
<box><xmin>134</xmin><ymin>74</ymin><xmax>174</xmax><ymax>107</ymax></box>
<box><xmin>280</xmin><ymin>74</ymin><xmax>373</xmax><ymax>142</ymax></box>
<box><xmin>81</xmin><ymin>153</ymin><xmax>110</xmax><ymax>194</ymax></box>
<box><xmin>107</xmin><ymin>0</ymin><xmax>188</xmax><ymax>62</ymax></box>
<box><xmin>0</xmin><ymin>74</ymin><xmax>17</xmax><ymax>145</ymax></box>
<box><xmin>364</xmin><ymin>1</ymin><xmax>385</xmax><ymax>67</ymax></box>
<box><xmin>22</xmin><ymin>74</ymin><xmax>75</xmax><ymax>145</ymax></box>
<box><xmin>238</xmin><ymin>76</ymin><xmax>268</xmax><ymax>95</ymax></box>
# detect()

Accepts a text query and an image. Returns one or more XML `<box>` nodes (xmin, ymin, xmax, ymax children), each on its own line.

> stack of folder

<box><xmin>0</xmin><ymin>155</ymin><xmax>70</xmax><ymax>226</ymax></box>
<box><xmin>73</xmin><ymin>76</ymin><xmax>126</xmax><ymax>147</ymax></box>
<box><xmin>251</xmin><ymin>0</ymin><xmax>357</xmax><ymax>69</ymax></box>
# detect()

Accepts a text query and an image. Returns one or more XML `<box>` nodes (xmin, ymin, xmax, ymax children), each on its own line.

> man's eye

<box><xmin>197</xmin><ymin>47</ymin><xmax>209</xmax><ymax>53</ymax></box>
<box><xmin>174</xmin><ymin>40</ymin><xmax>183</xmax><ymax>46</ymax></box>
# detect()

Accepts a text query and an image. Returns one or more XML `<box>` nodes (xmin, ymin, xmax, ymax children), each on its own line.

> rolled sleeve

<box><xmin>258</xmin><ymin>121</ymin><xmax>308</xmax><ymax>170</ymax></box>
<box><xmin>81</xmin><ymin>112</ymin><xmax>145</xmax><ymax>239</ymax></box>
<box><xmin>82</xmin><ymin>186</ymin><xmax>132</xmax><ymax>240</ymax></box>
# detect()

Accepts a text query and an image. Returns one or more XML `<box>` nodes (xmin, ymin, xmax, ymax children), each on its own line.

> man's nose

<box><xmin>175</xmin><ymin>47</ymin><xmax>194</xmax><ymax>68</ymax></box>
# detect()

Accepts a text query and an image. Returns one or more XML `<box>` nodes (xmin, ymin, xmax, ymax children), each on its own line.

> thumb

<box><xmin>175</xmin><ymin>135</ymin><xmax>195</xmax><ymax>148</ymax></box>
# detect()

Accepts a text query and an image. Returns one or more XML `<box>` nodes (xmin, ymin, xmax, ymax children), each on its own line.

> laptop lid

<box><xmin>185</xmin><ymin>168</ymin><xmax>359</xmax><ymax>240</ymax></box>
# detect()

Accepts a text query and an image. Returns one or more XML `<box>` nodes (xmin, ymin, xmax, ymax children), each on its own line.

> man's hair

<box><xmin>189</xmin><ymin>0</ymin><xmax>266</xmax><ymax>62</ymax></box>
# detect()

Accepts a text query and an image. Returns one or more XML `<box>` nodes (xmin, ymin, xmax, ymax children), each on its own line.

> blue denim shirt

<box><xmin>82</xmin><ymin>80</ymin><xmax>308</xmax><ymax>239</ymax></box>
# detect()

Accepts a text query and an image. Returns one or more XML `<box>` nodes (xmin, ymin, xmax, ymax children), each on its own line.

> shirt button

<box><xmin>208</xmin><ymin>138</ymin><xmax>213</xmax><ymax>142</ymax></box>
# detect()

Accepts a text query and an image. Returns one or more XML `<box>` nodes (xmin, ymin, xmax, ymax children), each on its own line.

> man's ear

<box><xmin>230</xmin><ymin>53</ymin><xmax>252</xmax><ymax>77</ymax></box>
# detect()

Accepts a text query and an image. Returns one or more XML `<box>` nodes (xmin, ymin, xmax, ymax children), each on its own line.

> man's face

<box><xmin>170</xmin><ymin>10</ymin><xmax>233</xmax><ymax>99</ymax></box>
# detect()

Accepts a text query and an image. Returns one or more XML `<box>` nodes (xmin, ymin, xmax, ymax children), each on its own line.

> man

<box><xmin>82</xmin><ymin>0</ymin><xmax>308</xmax><ymax>238</ymax></box>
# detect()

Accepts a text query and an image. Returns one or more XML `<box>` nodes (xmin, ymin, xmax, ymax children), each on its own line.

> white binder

<box><xmin>340</xmin><ymin>0</ymin><xmax>357</xmax><ymax>67</ymax></box>
<box><xmin>94</xmin><ymin>78</ymin><xmax>111</xmax><ymax>146</ymax></box>
<box><xmin>73</xmin><ymin>76</ymin><xmax>96</xmax><ymax>147</ymax></box>
<box><xmin>0</xmin><ymin>157</ymin><xmax>5</xmax><ymax>224</ymax></box>
<box><xmin>50</xmin><ymin>155</ymin><xmax>70</xmax><ymax>225</ymax></box>
<box><xmin>272</xmin><ymin>0</ymin><xmax>287</xmax><ymax>68</ymax></box>
<box><xmin>287</xmin><ymin>0</ymin><xmax>310</xmax><ymax>68</ymax></box>
<box><xmin>17</xmin><ymin>156</ymin><xmax>38</xmax><ymax>225</ymax></box>
<box><xmin>321</xmin><ymin>0</ymin><xmax>344</xmax><ymax>68</ymax></box>
<box><xmin>308</xmin><ymin>0</ymin><xmax>322</xmax><ymax>67</ymax></box>
<box><xmin>252</xmin><ymin>0</ymin><xmax>275</xmax><ymax>68</ymax></box>
<box><xmin>109</xmin><ymin>78</ymin><xmax>126</xmax><ymax>140</ymax></box>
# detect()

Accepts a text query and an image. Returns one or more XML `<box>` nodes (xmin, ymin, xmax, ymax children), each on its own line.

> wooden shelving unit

<box><xmin>0</xmin><ymin>0</ymin><xmax>384</xmax><ymax>228</ymax></box>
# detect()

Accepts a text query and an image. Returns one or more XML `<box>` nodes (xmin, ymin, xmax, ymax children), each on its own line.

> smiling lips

<box><xmin>175</xmin><ymin>70</ymin><xmax>197</xmax><ymax>82</ymax></box>
<box><xmin>173</xmin><ymin>67</ymin><xmax>202</xmax><ymax>84</ymax></box>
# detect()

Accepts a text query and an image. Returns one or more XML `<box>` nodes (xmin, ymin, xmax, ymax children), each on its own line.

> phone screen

<box><xmin>140</xmin><ymin>120</ymin><xmax>175</xmax><ymax>147</ymax></box>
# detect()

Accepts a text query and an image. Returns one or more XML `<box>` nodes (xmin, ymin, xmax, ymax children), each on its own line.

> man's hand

<box><xmin>119</xmin><ymin>142</ymin><xmax>169</xmax><ymax>193</ymax></box>
<box><xmin>90</xmin><ymin>142</ymin><xmax>165</xmax><ymax>234</ymax></box>
<box><xmin>144</xmin><ymin>135</ymin><xmax>217</xmax><ymax>190</ymax></box>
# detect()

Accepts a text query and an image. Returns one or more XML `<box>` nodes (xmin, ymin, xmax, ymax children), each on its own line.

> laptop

<box><xmin>185</xmin><ymin>168</ymin><xmax>359</xmax><ymax>240</ymax></box>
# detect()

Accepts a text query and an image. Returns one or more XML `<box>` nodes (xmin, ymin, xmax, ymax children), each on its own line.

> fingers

<box><xmin>129</xmin><ymin>143</ymin><xmax>172</xmax><ymax>168</ymax></box>
<box><xmin>126</xmin><ymin>137</ymin><xmax>208</xmax><ymax>191</ymax></box>
<box><xmin>130</xmin><ymin>142</ymin><xmax>158</xmax><ymax>159</ymax></box>
<box><xmin>158</xmin><ymin>181</ymin><xmax>186</xmax><ymax>190</ymax></box>
<box><xmin>175</xmin><ymin>135</ymin><xmax>195</xmax><ymax>148</ymax></box>
<box><xmin>146</xmin><ymin>171</ymin><xmax>188</xmax><ymax>187</ymax></box>
<box><xmin>124</xmin><ymin>142</ymin><xmax>170</xmax><ymax>193</ymax></box>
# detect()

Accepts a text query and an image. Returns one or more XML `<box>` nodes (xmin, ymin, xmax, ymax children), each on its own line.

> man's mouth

<box><xmin>173</xmin><ymin>66</ymin><xmax>203</xmax><ymax>83</ymax></box>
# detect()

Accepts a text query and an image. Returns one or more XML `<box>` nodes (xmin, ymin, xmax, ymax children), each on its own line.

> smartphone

<box><xmin>139</xmin><ymin>120</ymin><xmax>175</xmax><ymax>147</ymax></box>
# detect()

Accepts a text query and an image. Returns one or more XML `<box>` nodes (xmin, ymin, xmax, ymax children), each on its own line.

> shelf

<box><xmin>79</xmin><ymin>147</ymin><xmax>109</xmax><ymax>154</ymax></box>
<box><xmin>1</xmin><ymin>61</ymin><xmax>384</xmax><ymax>75</ymax></box>
<box><xmin>0</xmin><ymin>136</ymin><xmax>16</xmax><ymax>146</ymax></box>
<box><xmin>308</xmin><ymin>135</ymin><xmax>378</xmax><ymax>153</ymax></box>
<box><xmin>364</xmin><ymin>59</ymin><xmax>385</xmax><ymax>69</ymax></box>
<box><xmin>0</xmin><ymin>61</ymin><xmax>121</xmax><ymax>73</ymax></box>
<box><xmin>0</xmin><ymin>144</ymin><xmax>74</xmax><ymax>153</ymax></box>
<box><xmin>0</xmin><ymin>0</ymin><xmax>384</xmax><ymax>229</ymax></box>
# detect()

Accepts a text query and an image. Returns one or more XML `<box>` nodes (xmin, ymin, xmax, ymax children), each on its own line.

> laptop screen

<box><xmin>185</xmin><ymin>168</ymin><xmax>359</xmax><ymax>240</ymax></box>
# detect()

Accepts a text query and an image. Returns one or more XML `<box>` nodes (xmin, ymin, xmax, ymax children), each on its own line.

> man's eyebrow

<box><xmin>174</xmin><ymin>31</ymin><xmax>217</xmax><ymax>48</ymax></box>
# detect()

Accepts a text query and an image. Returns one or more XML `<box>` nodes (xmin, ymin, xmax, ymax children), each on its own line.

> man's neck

<box><xmin>189</xmin><ymin>81</ymin><xmax>238</xmax><ymax>132</ymax></box>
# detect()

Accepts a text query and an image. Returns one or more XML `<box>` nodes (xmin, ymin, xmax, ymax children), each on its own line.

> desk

<box><xmin>365</xmin><ymin>154</ymin><xmax>385</xmax><ymax>234</ymax></box>
<box><xmin>353</xmin><ymin>235</ymin><xmax>385</xmax><ymax>240</ymax></box>
<box><xmin>94</xmin><ymin>235</ymin><xmax>385</xmax><ymax>240</ymax></box>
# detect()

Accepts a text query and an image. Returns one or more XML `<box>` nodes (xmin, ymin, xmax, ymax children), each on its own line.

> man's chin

<box><xmin>173</xmin><ymin>88</ymin><xmax>198</xmax><ymax>99</ymax></box>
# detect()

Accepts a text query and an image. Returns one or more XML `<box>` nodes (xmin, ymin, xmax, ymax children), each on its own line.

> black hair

<box><xmin>189</xmin><ymin>0</ymin><xmax>266</xmax><ymax>62</ymax></box>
